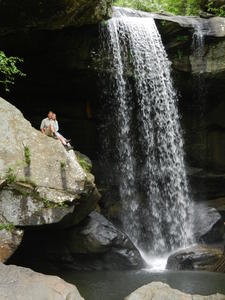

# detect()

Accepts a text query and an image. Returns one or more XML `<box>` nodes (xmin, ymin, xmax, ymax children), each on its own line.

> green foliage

<box><xmin>0</xmin><ymin>50</ymin><xmax>26</xmax><ymax>92</ymax></box>
<box><xmin>42</xmin><ymin>197</ymin><xmax>68</xmax><ymax>209</ymax></box>
<box><xmin>114</xmin><ymin>0</ymin><xmax>202</xmax><ymax>16</ymax></box>
<box><xmin>114</xmin><ymin>0</ymin><xmax>159</xmax><ymax>13</ymax></box>
<box><xmin>75</xmin><ymin>151</ymin><xmax>92</xmax><ymax>173</ymax></box>
<box><xmin>0</xmin><ymin>223</ymin><xmax>15</xmax><ymax>232</ymax></box>
<box><xmin>60</xmin><ymin>161</ymin><xmax>66</xmax><ymax>169</ymax></box>
<box><xmin>207</xmin><ymin>1</ymin><xmax>225</xmax><ymax>16</ymax></box>
<box><xmin>24</xmin><ymin>145</ymin><xmax>31</xmax><ymax>165</ymax></box>
<box><xmin>6</xmin><ymin>167</ymin><xmax>16</xmax><ymax>184</ymax></box>
<box><xmin>77</xmin><ymin>157</ymin><xmax>92</xmax><ymax>173</ymax></box>
<box><xmin>176</xmin><ymin>35</ymin><xmax>189</xmax><ymax>42</ymax></box>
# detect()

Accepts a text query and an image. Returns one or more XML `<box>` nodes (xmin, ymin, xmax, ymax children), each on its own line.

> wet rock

<box><xmin>64</xmin><ymin>211</ymin><xmax>143</xmax><ymax>270</ymax></box>
<box><xmin>194</xmin><ymin>204</ymin><xmax>224</xmax><ymax>243</ymax></box>
<box><xmin>166</xmin><ymin>245</ymin><xmax>223</xmax><ymax>271</ymax></box>
<box><xmin>0</xmin><ymin>228</ymin><xmax>23</xmax><ymax>262</ymax></box>
<box><xmin>188</xmin><ymin>168</ymin><xmax>225</xmax><ymax>200</ymax></box>
<box><xmin>9</xmin><ymin>212</ymin><xmax>143</xmax><ymax>271</ymax></box>
<box><xmin>113</xmin><ymin>7</ymin><xmax>225</xmax><ymax>37</ymax></box>
<box><xmin>125</xmin><ymin>282</ymin><xmax>225</xmax><ymax>300</ymax></box>
<box><xmin>206</xmin><ymin>198</ymin><xmax>225</xmax><ymax>221</ymax></box>
<box><xmin>0</xmin><ymin>0</ymin><xmax>112</xmax><ymax>33</ymax></box>
<box><xmin>0</xmin><ymin>263</ymin><xmax>84</xmax><ymax>300</ymax></box>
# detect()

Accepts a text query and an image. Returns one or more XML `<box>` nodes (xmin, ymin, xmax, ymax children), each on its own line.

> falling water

<box><xmin>192</xmin><ymin>20</ymin><xmax>208</xmax><ymax>107</ymax></box>
<box><xmin>100</xmin><ymin>16</ymin><xmax>193</xmax><ymax>260</ymax></box>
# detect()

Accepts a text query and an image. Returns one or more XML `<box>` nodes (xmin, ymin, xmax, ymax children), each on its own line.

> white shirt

<box><xmin>40</xmin><ymin>118</ymin><xmax>54</xmax><ymax>130</ymax></box>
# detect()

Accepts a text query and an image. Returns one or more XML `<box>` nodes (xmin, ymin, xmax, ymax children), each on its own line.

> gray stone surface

<box><xmin>0</xmin><ymin>97</ymin><xmax>100</xmax><ymax>261</ymax></box>
<box><xmin>166</xmin><ymin>245</ymin><xmax>223</xmax><ymax>271</ymax></box>
<box><xmin>113</xmin><ymin>6</ymin><xmax>225</xmax><ymax>37</ymax></box>
<box><xmin>194</xmin><ymin>204</ymin><xmax>224</xmax><ymax>243</ymax></box>
<box><xmin>0</xmin><ymin>0</ymin><xmax>112</xmax><ymax>33</ymax></box>
<box><xmin>125</xmin><ymin>282</ymin><xmax>225</xmax><ymax>300</ymax></box>
<box><xmin>0</xmin><ymin>228</ymin><xmax>23</xmax><ymax>262</ymax></box>
<box><xmin>0</xmin><ymin>263</ymin><xmax>84</xmax><ymax>300</ymax></box>
<box><xmin>11</xmin><ymin>212</ymin><xmax>143</xmax><ymax>271</ymax></box>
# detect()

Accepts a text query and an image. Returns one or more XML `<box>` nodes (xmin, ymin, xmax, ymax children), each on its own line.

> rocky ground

<box><xmin>125</xmin><ymin>282</ymin><xmax>225</xmax><ymax>300</ymax></box>
<box><xmin>0</xmin><ymin>263</ymin><xmax>84</xmax><ymax>300</ymax></box>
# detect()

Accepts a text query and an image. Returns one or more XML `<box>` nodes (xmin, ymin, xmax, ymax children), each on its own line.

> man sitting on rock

<box><xmin>40</xmin><ymin>111</ymin><xmax>57</xmax><ymax>137</ymax></box>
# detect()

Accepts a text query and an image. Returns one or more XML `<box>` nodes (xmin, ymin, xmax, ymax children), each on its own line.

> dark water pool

<box><xmin>59</xmin><ymin>270</ymin><xmax>225</xmax><ymax>300</ymax></box>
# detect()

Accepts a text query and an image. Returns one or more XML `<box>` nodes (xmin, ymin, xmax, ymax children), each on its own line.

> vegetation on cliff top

<box><xmin>114</xmin><ymin>0</ymin><xmax>225</xmax><ymax>16</ymax></box>
<box><xmin>0</xmin><ymin>51</ymin><xmax>25</xmax><ymax>92</ymax></box>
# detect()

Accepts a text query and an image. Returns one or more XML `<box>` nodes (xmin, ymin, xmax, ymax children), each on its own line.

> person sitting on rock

<box><xmin>40</xmin><ymin>111</ymin><xmax>73</xmax><ymax>151</ymax></box>
<box><xmin>52</xmin><ymin>113</ymin><xmax>73</xmax><ymax>151</ymax></box>
<box><xmin>40</xmin><ymin>111</ymin><xmax>57</xmax><ymax>137</ymax></box>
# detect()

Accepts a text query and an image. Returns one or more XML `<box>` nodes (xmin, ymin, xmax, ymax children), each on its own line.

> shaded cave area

<box><xmin>0</xmin><ymin>24</ymin><xmax>102</xmax><ymax>161</ymax></box>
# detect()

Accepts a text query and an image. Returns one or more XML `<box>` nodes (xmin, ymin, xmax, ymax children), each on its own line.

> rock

<box><xmin>64</xmin><ymin>211</ymin><xmax>143</xmax><ymax>270</ymax></box>
<box><xmin>206</xmin><ymin>198</ymin><xmax>225</xmax><ymax>221</ymax></box>
<box><xmin>113</xmin><ymin>7</ymin><xmax>225</xmax><ymax>37</ymax></box>
<box><xmin>188</xmin><ymin>169</ymin><xmax>225</xmax><ymax>200</ymax></box>
<box><xmin>0</xmin><ymin>228</ymin><xmax>23</xmax><ymax>262</ymax></box>
<box><xmin>0</xmin><ymin>263</ymin><xmax>84</xmax><ymax>300</ymax></box>
<box><xmin>0</xmin><ymin>0</ymin><xmax>112</xmax><ymax>33</ymax></box>
<box><xmin>193</xmin><ymin>204</ymin><xmax>224</xmax><ymax>243</ymax></box>
<box><xmin>0</xmin><ymin>97</ymin><xmax>100</xmax><ymax>261</ymax></box>
<box><xmin>166</xmin><ymin>245</ymin><xmax>223</xmax><ymax>271</ymax></box>
<box><xmin>0</xmin><ymin>97</ymin><xmax>100</xmax><ymax>228</ymax></box>
<box><xmin>9</xmin><ymin>212</ymin><xmax>143</xmax><ymax>271</ymax></box>
<box><xmin>125</xmin><ymin>282</ymin><xmax>225</xmax><ymax>300</ymax></box>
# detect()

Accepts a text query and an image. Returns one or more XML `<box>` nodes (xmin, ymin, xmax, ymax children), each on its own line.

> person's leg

<box><xmin>49</xmin><ymin>124</ymin><xmax>57</xmax><ymax>135</ymax></box>
<box><xmin>58</xmin><ymin>135</ymin><xmax>67</xmax><ymax>146</ymax></box>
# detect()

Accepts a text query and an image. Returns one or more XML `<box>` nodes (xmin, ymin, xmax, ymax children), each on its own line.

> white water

<box><xmin>100</xmin><ymin>16</ymin><xmax>193</xmax><ymax>266</ymax></box>
<box><xmin>191</xmin><ymin>20</ymin><xmax>208</xmax><ymax>121</ymax></box>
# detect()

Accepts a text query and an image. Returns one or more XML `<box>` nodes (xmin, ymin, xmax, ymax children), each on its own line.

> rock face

<box><xmin>0</xmin><ymin>263</ymin><xmax>84</xmax><ymax>300</ymax></box>
<box><xmin>9</xmin><ymin>212</ymin><xmax>143</xmax><ymax>271</ymax></box>
<box><xmin>0</xmin><ymin>97</ymin><xmax>100</xmax><ymax>261</ymax></box>
<box><xmin>125</xmin><ymin>282</ymin><xmax>225</xmax><ymax>300</ymax></box>
<box><xmin>166</xmin><ymin>245</ymin><xmax>223</xmax><ymax>271</ymax></box>
<box><xmin>0</xmin><ymin>228</ymin><xmax>23</xmax><ymax>263</ymax></box>
<box><xmin>0</xmin><ymin>0</ymin><xmax>112</xmax><ymax>32</ymax></box>
<box><xmin>193</xmin><ymin>204</ymin><xmax>224</xmax><ymax>243</ymax></box>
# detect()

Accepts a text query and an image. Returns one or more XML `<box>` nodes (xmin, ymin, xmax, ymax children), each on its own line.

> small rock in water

<box><xmin>193</xmin><ymin>204</ymin><xmax>224</xmax><ymax>243</ymax></box>
<box><xmin>166</xmin><ymin>245</ymin><xmax>223</xmax><ymax>271</ymax></box>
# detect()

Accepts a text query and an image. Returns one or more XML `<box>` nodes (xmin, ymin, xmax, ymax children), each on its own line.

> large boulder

<box><xmin>0</xmin><ymin>97</ymin><xmax>100</xmax><ymax>261</ymax></box>
<box><xmin>125</xmin><ymin>282</ymin><xmax>225</xmax><ymax>300</ymax></box>
<box><xmin>0</xmin><ymin>0</ymin><xmax>112</xmax><ymax>33</ymax></box>
<box><xmin>63</xmin><ymin>211</ymin><xmax>144</xmax><ymax>270</ymax></box>
<box><xmin>166</xmin><ymin>245</ymin><xmax>223</xmax><ymax>271</ymax></box>
<box><xmin>0</xmin><ymin>263</ymin><xmax>84</xmax><ymax>300</ymax></box>
<box><xmin>9</xmin><ymin>212</ymin><xmax>143</xmax><ymax>271</ymax></box>
<box><xmin>206</xmin><ymin>198</ymin><xmax>225</xmax><ymax>221</ymax></box>
<box><xmin>193</xmin><ymin>204</ymin><xmax>224</xmax><ymax>243</ymax></box>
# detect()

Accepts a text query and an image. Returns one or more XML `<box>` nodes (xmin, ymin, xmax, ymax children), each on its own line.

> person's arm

<box><xmin>55</xmin><ymin>121</ymin><xmax>59</xmax><ymax>132</ymax></box>
<box><xmin>40</xmin><ymin>120</ymin><xmax>45</xmax><ymax>134</ymax></box>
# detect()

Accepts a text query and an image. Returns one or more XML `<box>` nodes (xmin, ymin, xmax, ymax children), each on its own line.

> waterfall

<box><xmin>190</xmin><ymin>20</ymin><xmax>208</xmax><ymax>148</ymax></box>
<box><xmin>100</xmin><ymin>16</ymin><xmax>193</xmax><ymax>260</ymax></box>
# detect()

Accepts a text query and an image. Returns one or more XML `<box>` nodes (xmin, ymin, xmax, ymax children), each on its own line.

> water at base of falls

<box><xmin>99</xmin><ymin>16</ymin><xmax>193</xmax><ymax>262</ymax></box>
